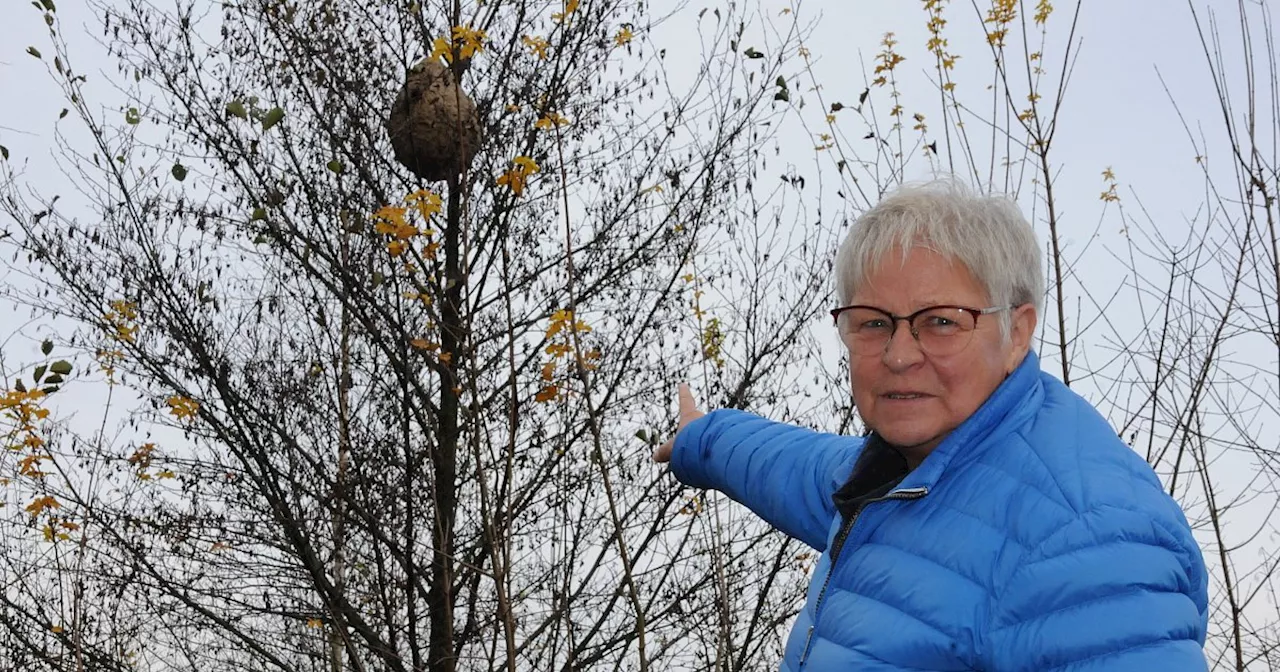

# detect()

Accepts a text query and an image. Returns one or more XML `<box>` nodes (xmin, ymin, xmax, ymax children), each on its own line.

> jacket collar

<box><xmin>888</xmin><ymin>350</ymin><xmax>1044</xmax><ymax>493</ymax></box>
<box><xmin>832</xmin><ymin>433</ymin><xmax>909</xmax><ymax>516</ymax></box>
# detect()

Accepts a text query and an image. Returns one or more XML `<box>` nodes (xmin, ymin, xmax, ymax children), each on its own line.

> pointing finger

<box><xmin>678</xmin><ymin>382</ymin><xmax>695</xmax><ymax>414</ymax></box>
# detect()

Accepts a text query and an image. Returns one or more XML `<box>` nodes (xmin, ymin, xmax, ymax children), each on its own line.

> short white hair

<box><xmin>834</xmin><ymin>178</ymin><xmax>1044</xmax><ymax>339</ymax></box>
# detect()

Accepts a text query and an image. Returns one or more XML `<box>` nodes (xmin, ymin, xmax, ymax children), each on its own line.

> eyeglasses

<box><xmin>830</xmin><ymin>304</ymin><xmax>1011</xmax><ymax>357</ymax></box>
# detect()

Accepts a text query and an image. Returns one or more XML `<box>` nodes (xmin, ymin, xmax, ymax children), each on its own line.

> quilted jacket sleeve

<box><xmin>668</xmin><ymin>409</ymin><xmax>863</xmax><ymax>551</ymax></box>
<box><xmin>984</xmin><ymin>504</ymin><xmax>1209</xmax><ymax>671</ymax></box>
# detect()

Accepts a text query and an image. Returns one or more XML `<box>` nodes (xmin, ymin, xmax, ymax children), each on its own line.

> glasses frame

<box><xmin>829</xmin><ymin>303</ymin><xmax>1012</xmax><ymax>356</ymax></box>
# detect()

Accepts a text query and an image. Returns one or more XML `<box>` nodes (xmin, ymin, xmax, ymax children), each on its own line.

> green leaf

<box><xmin>326</xmin><ymin>159</ymin><xmax>344</xmax><ymax>174</ymax></box>
<box><xmin>39</xmin><ymin>0</ymin><xmax>55</xmax><ymax>11</ymax></box>
<box><xmin>49</xmin><ymin>360</ymin><xmax>72</xmax><ymax>376</ymax></box>
<box><xmin>775</xmin><ymin>75</ymin><xmax>787</xmax><ymax>88</ymax></box>
<box><xmin>44</xmin><ymin>12</ymin><xmax>53</xmax><ymax>26</ymax></box>
<box><xmin>33</xmin><ymin>365</ymin><xmax>47</xmax><ymax>383</ymax></box>
<box><xmin>0</xmin><ymin>145</ymin><xmax>8</xmax><ymax>161</ymax></box>
<box><xmin>225</xmin><ymin>100</ymin><xmax>247</xmax><ymax>119</ymax></box>
<box><xmin>124</xmin><ymin>107</ymin><xmax>141</xmax><ymax>125</ymax></box>
<box><xmin>261</xmin><ymin>106</ymin><xmax>285</xmax><ymax>131</ymax></box>
<box><xmin>252</xmin><ymin>233</ymin><xmax>269</xmax><ymax>244</ymax></box>
<box><xmin>26</xmin><ymin>46</ymin><xmax>41</xmax><ymax>59</ymax></box>
<box><xmin>774</xmin><ymin>89</ymin><xmax>790</xmax><ymax>102</ymax></box>
<box><xmin>42</xmin><ymin>385</ymin><xmax>60</xmax><ymax>395</ymax></box>
<box><xmin>15</xmin><ymin>379</ymin><xmax>26</xmax><ymax>393</ymax></box>
<box><xmin>371</xmin><ymin>271</ymin><xmax>385</xmax><ymax>288</ymax></box>
<box><xmin>635</xmin><ymin>429</ymin><xmax>648</xmax><ymax>443</ymax></box>
<box><xmin>250</xmin><ymin>207</ymin><xmax>267</xmax><ymax>221</ymax></box>
<box><xmin>41</xmin><ymin>339</ymin><xmax>52</xmax><ymax>355</ymax></box>
<box><xmin>830</xmin><ymin>102</ymin><xmax>845</xmax><ymax>113</ymax></box>
<box><xmin>58</xmin><ymin>108</ymin><xmax>67</xmax><ymax>119</ymax></box>
<box><xmin>171</xmin><ymin>163</ymin><xmax>187</xmax><ymax>181</ymax></box>
<box><xmin>43</xmin><ymin>373</ymin><xmax>63</xmax><ymax>385</ymax></box>
<box><xmin>743</xmin><ymin>46</ymin><xmax>763</xmax><ymax>59</ymax></box>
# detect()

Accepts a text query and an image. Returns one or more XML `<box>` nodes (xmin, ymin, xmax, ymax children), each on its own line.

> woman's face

<box><xmin>846</xmin><ymin>246</ymin><xmax>1036</xmax><ymax>463</ymax></box>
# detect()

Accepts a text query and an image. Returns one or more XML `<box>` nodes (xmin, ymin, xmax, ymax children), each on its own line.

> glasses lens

<box><xmin>913</xmin><ymin>307</ymin><xmax>978</xmax><ymax>356</ymax></box>
<box><xmin>837</xmin><ymin>307</ymin><xmax>895</xmax><ymax>354</ymax></box>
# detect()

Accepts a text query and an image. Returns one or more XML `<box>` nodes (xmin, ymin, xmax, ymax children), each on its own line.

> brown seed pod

<box><xmin>386</xmin><ymin>59</ymin><xmax>480</xmax><ymax>182</ymax></box>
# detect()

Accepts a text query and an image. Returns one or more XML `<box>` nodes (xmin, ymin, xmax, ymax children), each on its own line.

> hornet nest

<box><xmin>386</xmin><ymin>59</ymin><xmax>480</xmax><ymax>182</ymax></box>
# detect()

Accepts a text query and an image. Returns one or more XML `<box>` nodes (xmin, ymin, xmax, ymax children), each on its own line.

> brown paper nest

<box><xmin>386</xmin><ymin>59</ymin><xmax>480</xmax><ymax>182</ymax></box>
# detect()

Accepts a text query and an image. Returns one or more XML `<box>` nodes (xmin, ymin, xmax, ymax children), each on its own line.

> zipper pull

<box><xmin>799</xmin><ymin>624</ymin><xmax>815</xmax><ymax>665</ymax></box>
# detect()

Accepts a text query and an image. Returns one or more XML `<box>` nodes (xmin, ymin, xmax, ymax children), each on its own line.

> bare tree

<box><xmin>0</xmin><ymin>1</ymin><xmax>833</xmax><ymax>670</ymax></box>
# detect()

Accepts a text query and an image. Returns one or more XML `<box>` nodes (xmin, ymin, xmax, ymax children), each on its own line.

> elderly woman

<box><xmin>655</xmin><ymin>180</ymin><xmax>1208</xmax><ymax>671</ymax></box>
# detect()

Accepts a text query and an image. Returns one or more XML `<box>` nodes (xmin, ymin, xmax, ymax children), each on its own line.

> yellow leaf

<box><xmin>451</xmin><ymin>25</ymin><xmax>487</xmax><ymax>59</ymax></box>
<box><xmin>157</xmin><ymin>470</ymin><xmax>176</xmax><ymax>479</ymax></box>
<box><xmin>521</xmin><ymin>35</ymin><xmax>549</xmax><ymax>60</ymax></box>
<box><xmin>50</xmin><ymin>625</ymin><xmax>63</xmax><ymax>633</ymax></box>
<box><xmin>110</xmin><ymin>300</ymin><xmax>138</xmax><ymax>320</ymax></box>
<box><xmin>306</xmin><ymin>617</ymin><xmax>323</xmax><ymax>629</ymax></box>
<box><xmin>405</xmin><ymin>189</ymin><xmax>443</xmax><ymax>219</ymax></box>
<box><xmin>679</xmin><ymin>495</ymin><xmax>703</xmax><ymax>515</ymax></box>
<box><xmin>439</xmin><ymin>352</ymin><xmax>453</xmax><ymax>364</ymax></box>
<box><xmin>167</xmin><ymin>396</ymin><xmax>199</xmax><ymax>421</ymax></box>
<box><xmin>614</xmin><ymin>26</ymin><xmax>633</xmax><ymax>46</ymax></box>
<box><xmin>1034</xmin><ymin>0</ymin><xmax>1053</xmax><ymax>24</ymax></box>
<box><xmin>115</xmin><ymin>323</ymin><xmax>137</xmax><ymax>343</ymax></box>
<box><xmin>128</xmin><ymin>442</ymin><xmax>156</xmax><ymax>468</ymax></box>
<box><xmin>372</xmin><ymin>205</ymin><xmax>408</xmax><ymax>227</ymax></box>
<box><xmin>429</xmin><ymin>36</ymin><xmax>453</xmax><ymax>64</ymax></box>
<box><xmin>18</xmin><ymin>454</ymin><xmax>47</xmax><ymax>477</ymax></box>
<box><xmin>535</xmin><ymin>112</ymin><xmax>569</xmax><ymax>129</ymax></box>
<box><xmin>496</xmin><ymin>169</ymin><xmax>526</xmax><ymax>197</ymax></box>
<box><xmin>25</xmin><ymin>495</ymin><xmax>60</xmax><ymax>516</ymax></box>
<box><xmin>411</xmin><ymin>338</ymin><xmax>439</xmax><ymax>351</ymax></box>
<box><xmin>534</xmin><ymin>385</ymin><xmax>559</xmax><ymax>403</ymax></box>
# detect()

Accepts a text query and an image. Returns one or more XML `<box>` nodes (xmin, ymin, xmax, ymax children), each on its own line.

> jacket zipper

<box><xmin>797</xmin><ymin>486</ymin><xmax>929</xmax><ymax>668</ymax></box>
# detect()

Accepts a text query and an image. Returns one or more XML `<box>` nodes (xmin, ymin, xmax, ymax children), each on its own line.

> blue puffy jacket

<box><xmin>670</xmin><ymin>351</ymin><xmax>1209</xmax><ymax>671</ymax></box>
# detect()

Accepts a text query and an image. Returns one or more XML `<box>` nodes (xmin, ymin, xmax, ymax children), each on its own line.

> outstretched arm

<box><xmin>656</xmin><ymin>384</ymin><xmax>862</xmax><ymax>550</ymax></box>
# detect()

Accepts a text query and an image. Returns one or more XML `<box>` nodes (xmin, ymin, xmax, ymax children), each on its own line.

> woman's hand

<box><xmin>654</xmin><ymin>382</ymin><xmax>704</xmax><ymax>462</ymax></box>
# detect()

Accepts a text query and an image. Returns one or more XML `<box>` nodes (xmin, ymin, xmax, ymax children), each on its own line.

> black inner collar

<box><xmin>832</xmin><ymin>433</ymin><xmax>910</xmax><ymax>519</ymax></box>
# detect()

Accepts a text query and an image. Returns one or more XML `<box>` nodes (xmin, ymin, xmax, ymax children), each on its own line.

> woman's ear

<box><xmin>1006</xmin><ymin>303</ymin><xmax>1038</xmax><ymax>372</ymax></box>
